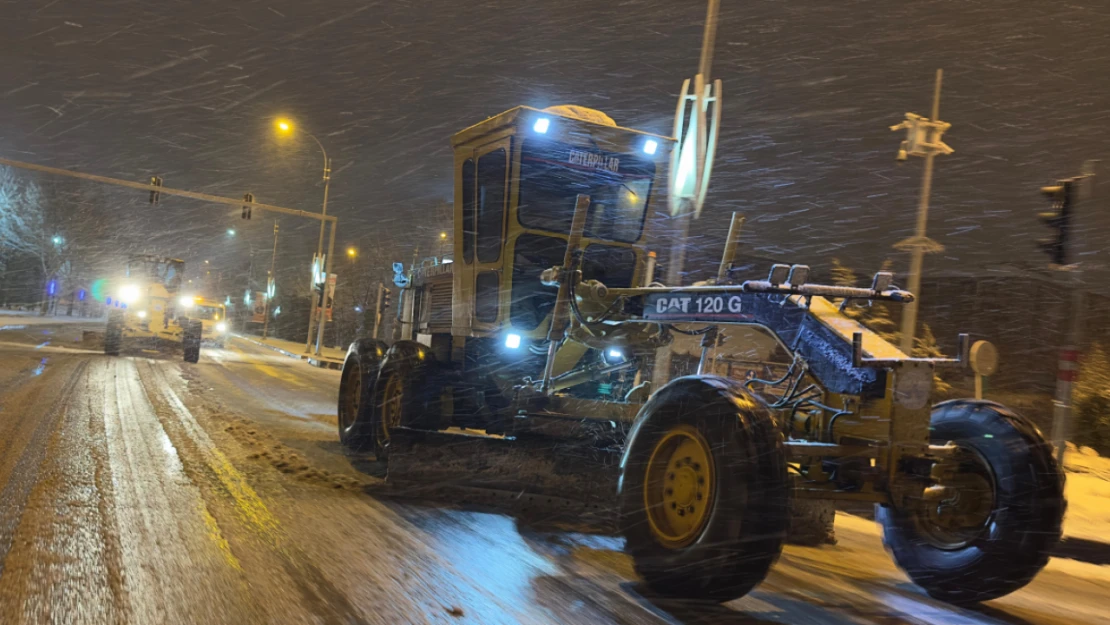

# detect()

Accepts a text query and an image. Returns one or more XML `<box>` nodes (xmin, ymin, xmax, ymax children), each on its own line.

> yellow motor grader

<box><xmin>336</xmin><ymin>105</ymin><xmax>1065</xmax><ymax>606</ymax></box>
<box><xmin>103</xmin><ymin>254</ymin><xmax>203</xmax><ymax>363</ymax></box>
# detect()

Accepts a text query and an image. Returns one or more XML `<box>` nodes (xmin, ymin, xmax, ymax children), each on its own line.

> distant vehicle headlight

<box><xmin>178</xmin><ymin>296</ymin><xmax>195</xmax><ymax>308</ymax></box>
<box><xmin>119</xmin><ymin>284</ymin><xmax>141</xmax><ymax>304</ymax></box>
<box><xmin>216</xmin><ymin>322</ymin><xmax>228</xmax><ymax>333</ymax></box>
<box><xmin>137</xmin><ymin>310</ymin><xmax>147</xmax><ymax>319</ymax></box>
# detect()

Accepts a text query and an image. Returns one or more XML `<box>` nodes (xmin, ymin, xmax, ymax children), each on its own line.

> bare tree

<box><xmin>0</xmin><ymin>167</ymin><xmax>73</xmax><ymax>311</ymax></box>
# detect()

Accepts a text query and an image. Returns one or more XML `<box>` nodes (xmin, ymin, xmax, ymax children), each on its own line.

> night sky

<box><xmin>1</xmin><ymin>0</ymin><xmax>1107</xmax><ymax>294</ymax></box>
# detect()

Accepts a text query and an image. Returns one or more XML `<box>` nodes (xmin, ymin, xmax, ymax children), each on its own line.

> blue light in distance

<box><xmin>643</xmin><ymin>139</ymin><xmax>658</xmax><ymax>155</ymax></box>
<box><xmin>533</xmin><ymin>118</ymin><xmax>550</xmax><ymax>134</ymax></box>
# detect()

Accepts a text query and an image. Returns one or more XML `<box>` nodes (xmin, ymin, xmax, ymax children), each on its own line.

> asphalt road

<box><xmin>0</xmin><ymin>319</ymin><xmax>1106</xmax><ymax>625</ymax></box>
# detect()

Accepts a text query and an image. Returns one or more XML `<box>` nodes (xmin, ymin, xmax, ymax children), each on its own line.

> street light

<box><xmin>275</xmin><ymin>116</ymin><xmax>333</xmax><ymax>356</ymax></box>
<box><xmin>227</xmin><ymin>229</ymin><xmax>236</xmax><ymax>236</ymax></box>
<box><xmin>52</xmin><ymin>235</ymin><xmax>63</xmax><ymax>246</ymax></box>
<box><xmin>347</xmin><ymin>247</ymin><xmax>357</xmax><ymax>260</ymax></box>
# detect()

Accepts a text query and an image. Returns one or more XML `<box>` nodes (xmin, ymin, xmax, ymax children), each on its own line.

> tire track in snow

<box><xmin>0</xmin><ymin>359</ymin><xmax>88</xmax><ymax>576</ymax></box>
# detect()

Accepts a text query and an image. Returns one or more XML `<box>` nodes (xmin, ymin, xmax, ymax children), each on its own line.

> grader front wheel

<box><xmin>619</xmin><ymin>376</ymin><xmax>790</xmax><ymax>603</ymax></box>
<box><xmin>878</xmin><ymin>399</ymin><xmax>1066</xmax><ymax>605</ymax></box>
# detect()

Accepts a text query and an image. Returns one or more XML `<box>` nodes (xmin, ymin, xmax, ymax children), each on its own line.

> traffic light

<box><xmin>149</xmin><ymin>176</ymin><xmax>163</xmax><ymax>204</ymax></box>
<box><xmin>1037</xmin><ymin>179</ymin><xmax>1075</xmax><ymax>266</ymax></box>
<box><xmin>242</xmin><ymin>193</ymin><xmax>254</xmax><ymax>219</ymax></box>
<box><xmin>381</xmin><ymin>287</ymin><xmax>392</xmax><ymax>311</ymax></box>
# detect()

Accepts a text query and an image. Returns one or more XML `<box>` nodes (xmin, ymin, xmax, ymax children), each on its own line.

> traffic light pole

<box><xmin>1050</xmin><ymin>284</ymin><xmax>1084</xmax><ymax>464</ymax></box>
<box><xmin>1038</xmin><ymin>168</ymin><xmax>1094</xmax><ymax>464</ymax></box>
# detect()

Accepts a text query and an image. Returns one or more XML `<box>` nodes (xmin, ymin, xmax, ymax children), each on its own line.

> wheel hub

<box><xmin>643</xmin><ymin>425</ymin><xmax>715</xmax><ymax>548</ymax></box>
<box><xmin>917</xmin><ymin>447</ymin><xmax>996</xmax><ymax>550</ymax></box>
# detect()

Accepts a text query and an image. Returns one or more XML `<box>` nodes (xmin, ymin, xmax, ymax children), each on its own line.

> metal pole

<box><xmin>716</xmin><ymin>212</ymin><xmax>745</xmax><ymax>283</ymax></box>
<box><xmin>262</xmin><ymin>220</ymin><xmax>279</xmax><ymax>339</ymax></box>
<box><xmin>314</xmin><ymin>216</ymin><xmax>337</xmax><ymax>355</ymax></box>
<box><xmin>372</xmin><ymin>282</ymin><xmax>384</xmax><ymax>340</ymax></box>
<box><xmin>305</xmin><ymin>134</ymin><xmax>331</xmax><ymax>353</ymax></box>
<box><xmin>1051</xmin><ymin>286</ymin><xmax>1084</xmax><ymax>463</ymax></box>
<box><xmin>542</xmin><ymin>194</ymin><xmax>591</xmax><ymax>393</ymax></box>
<box><xmin>697</xmin><ymin>0</ymin><xmax>720</xmax><ymax>81</ymax></box>
<box><xmin>899</xmin><ymin>69</ymin><xmax>943</xmax><ymax>355</ymax></box>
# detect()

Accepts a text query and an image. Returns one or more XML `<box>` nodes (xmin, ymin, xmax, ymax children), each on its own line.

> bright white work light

<box><xmin>119</xmin><ymin>284</ymin><xmax>141</xmax><ymax>304</ymax></box>
<box><xmin>533</xmin><ymin>118</ymin><xmax>550</xmax><ymax>134</ymax></box>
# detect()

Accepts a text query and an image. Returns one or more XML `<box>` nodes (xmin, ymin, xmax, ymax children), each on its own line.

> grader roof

<box><xmin>450</xmin><ymin>105</ymin><xmax>674</xmax><ymax>148</ymax></box>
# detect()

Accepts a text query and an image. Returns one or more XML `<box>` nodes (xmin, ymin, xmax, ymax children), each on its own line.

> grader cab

<box><xmin>337</xmin><ymin>105</ymin><xmax>1064</xmax><ymax>607</ymax></box>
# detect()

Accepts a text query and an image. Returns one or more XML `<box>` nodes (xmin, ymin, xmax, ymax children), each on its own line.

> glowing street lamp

<box><xmin>347</xmin><ymin>247</ymin><xmax>357</xmax><ymax>259</ymax></box>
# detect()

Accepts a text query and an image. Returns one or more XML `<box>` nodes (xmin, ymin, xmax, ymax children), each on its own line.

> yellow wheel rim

<box><xmin>381</xmin><ymin>373</ymin><xmax>403</xmax><ymax>444</ymax></box>
<box><xmin>643</xmin><ymin>424</ymin><xmax>715</xmax><ymax>548</ymax></box>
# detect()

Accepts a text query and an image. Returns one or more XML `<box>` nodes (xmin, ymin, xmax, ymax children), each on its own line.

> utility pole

<box><xmin>262</xmin><ymin>221</ymin><xmax>279</xmax><ymax>339</ymax></box>
<box><xmin>890</xmin><ymin>69</ymin><xmax>953</xmax><ymax>355</ymax></box>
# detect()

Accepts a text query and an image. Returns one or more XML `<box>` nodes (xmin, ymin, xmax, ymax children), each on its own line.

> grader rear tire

<box><xmin>618</xmin><ymin>375</ymin><xmax>790</xmax><ymax>603</ymax></box>
<box><xmin>878</xmin><ymin>400</ymin><xmax>1065</xmax><ymax>605</ymax></box>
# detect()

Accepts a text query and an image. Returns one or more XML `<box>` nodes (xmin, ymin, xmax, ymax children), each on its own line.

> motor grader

<box><xmin>337</xmin><ymin>105</ymin><xmax>1065</xmax><ymax>606</ymax></box>
<box><xmin>103</xmin><ymin>254</ymin><xmax>204</xmax><ymax>363</ymax></box>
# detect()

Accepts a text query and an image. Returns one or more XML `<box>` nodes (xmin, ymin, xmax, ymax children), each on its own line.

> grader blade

<box><xmin>384</xmin><ymin>427</ymin><xmax>620</xmax><ymax>527</ymax></box>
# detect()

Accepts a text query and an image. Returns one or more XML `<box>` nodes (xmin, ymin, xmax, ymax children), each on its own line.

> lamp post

<box><xmin>276</xmin><ymin>117</ymin><xmax>332</xmax><ymax>355</ymax></box>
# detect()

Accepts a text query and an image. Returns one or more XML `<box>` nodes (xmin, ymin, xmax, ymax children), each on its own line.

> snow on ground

<box><xmin>0</xmin><ymin>311</ymin><xmax>104</xmax><ymax>327</ymax></box>
<box><xmin>1063</xmin><ymin>443</ymin><xmax>1110</xmax><ymax>543</ymax></box>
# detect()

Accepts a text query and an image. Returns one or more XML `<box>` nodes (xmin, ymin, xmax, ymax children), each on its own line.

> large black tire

<box><xmin>618</xmin><ymin>375</ymin><xmax>791</xmax><ymax>602</ymax></box>
<box><xmin>183</xmin><ymin>320</ymin><xmax>202</xmax><ymax>364</ymax></box>
<box><xmin>372</xmin><ymin>340</ymin><xmax>442</xmax><ymax>460</ymax></box>
<box><xmin>104</xmin><ymin>309</ymin><xmax>124</xmax><ymax>356</ymax></box>
<box><xmin>337</xmin><ymin>339</ymin><xmax>388</xmax><ymax>450</ymax></box>
<box><xmin>878</xmin><ymin>399</ymin><xmax>1066</xmax><ymax>605</ymax></box>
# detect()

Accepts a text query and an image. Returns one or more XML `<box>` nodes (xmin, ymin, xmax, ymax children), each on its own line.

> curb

<box><xmin>233</xmin><ymin>334</ymin><xmax>344</xmax><ymax>370</ymax></box>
